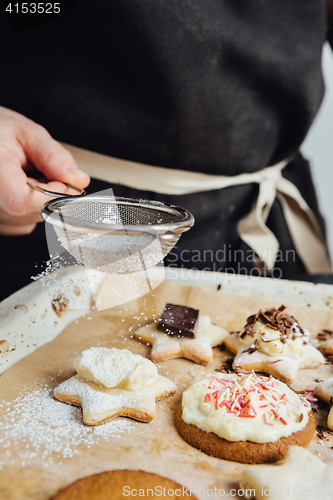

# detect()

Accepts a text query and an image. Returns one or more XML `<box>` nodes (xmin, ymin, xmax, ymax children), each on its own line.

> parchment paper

<box><xmin>1</xmin><ymin>280</ymin><xmax>333</xmax><ymax>499</ymax></box>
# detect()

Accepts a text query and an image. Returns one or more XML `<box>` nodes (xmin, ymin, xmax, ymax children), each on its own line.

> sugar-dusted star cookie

<box><xmin>314</xmin><ymin>378</ymin><xmax>333</xmax><ymax>431</ymax></box>
<box><xmin>135</xmin><ymin>310</ymin><xmax>228</xmax><ymax>365</ymax></box>
<box><xmin>53</xmin><ymin>347</ymin><xmax>176</xmax><ymax>425</ymax></box>
<box><xmin>240</xmin><ymin>446</ymin><xmax>333</xmax><ymax>500</ymax></box>
<box><xmin>224</xmin><ymin>306</ymin><xmax>324</xmax><ymax>384</ymax></box>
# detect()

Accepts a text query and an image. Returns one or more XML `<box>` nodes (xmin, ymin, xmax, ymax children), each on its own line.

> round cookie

<box><xmin>176</xmin><ymin>372</ymin><xmax>315</xmax><ymax>464</ymax></box>
<box><xmin>176</xmin><ymin>402</ymin><xmax>315</xmax><ymax>464</ymax></box>
<box><xmin>52</xmin><ymin>470</ymin><xmax>197</xmax><ymax>500</ymax></box>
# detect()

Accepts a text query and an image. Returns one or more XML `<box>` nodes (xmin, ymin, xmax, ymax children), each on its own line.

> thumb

<box><xmin>20</xmin><ymin>124</ymin><xmax>90</xmax><ymax>189</ymax></box>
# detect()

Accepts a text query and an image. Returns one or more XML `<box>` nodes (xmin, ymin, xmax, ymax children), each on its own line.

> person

<box><xmin>0</xmin><ymin>0</ymin><xmax>332</xmax><ymax>301</ymax></box>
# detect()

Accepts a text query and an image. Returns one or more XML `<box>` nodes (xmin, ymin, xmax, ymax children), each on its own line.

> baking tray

<box><xmin>1</xmin><ymin>265</ymin><xmax>333</xmax><ymax>376</ymax></box>
<box><xmin>1</xmin><ymin>266</ymin><xmax>333</xmax><ymax>500</ymax></box>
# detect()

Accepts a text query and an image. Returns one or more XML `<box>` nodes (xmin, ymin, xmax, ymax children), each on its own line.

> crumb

<box><xmin>51</xmin><ymin>294</ymin><xmax>69</xmax><ymax>317</ymax></box>
<box><xmin>0</xmin><ymin>340</ymin><xmax>9</xmax><ymax>354</ymax></box>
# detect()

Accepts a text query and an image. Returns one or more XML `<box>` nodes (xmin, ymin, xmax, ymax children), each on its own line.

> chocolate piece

<box><xmin>242</xmin><ymin>305</ymin><xmax>305</xmax><ymax>343</ymax></box>
<box><xmin>317</xmin><ymin>329</ymin><xmax>333</xmax><ymax>341</ymax></box>
<box><xmin>215</xmin><ymin>357</ymin><xmax>235</xmax><ymax>374</ymax></box>
<box><xmin>245</xmin><ymin>339</ymin><xmax>259</xmax><ymax>354</ymax></box>
<box><xmin>245</xmin><ymin>325</ymin><xmax>255</xmax><ymax>337</ymax></box>
<box><xmin>325</xmin><ymin>353</ymin><xmax>333</xmax><ymax>364</ymax></box>
<box><xmin>316</xmin><ymin>425</ymin><xmax>326</xmax><ymax>440</ymax></box>
<box><xmin>157</xmin><ymin>303</ymin><xmax>199</xmax><ymax>337</ymax></box>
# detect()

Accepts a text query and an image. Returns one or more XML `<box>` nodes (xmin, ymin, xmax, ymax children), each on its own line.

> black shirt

<box><xmin>0</xmin><ymin>0</ymin><xmax>329</xmax><ymax>299</ymax></box>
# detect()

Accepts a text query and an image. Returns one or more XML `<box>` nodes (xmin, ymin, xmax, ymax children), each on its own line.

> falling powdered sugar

<box><xmin>0</xmin><ymin>386</ymin><xmax>134</xmax><ymax>469</ymax></box>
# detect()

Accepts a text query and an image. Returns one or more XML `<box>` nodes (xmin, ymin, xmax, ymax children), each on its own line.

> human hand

<box><xmin>0</xmin><ymin>106</ymin><xmax>90</xmax><ymax>235</ymax></box>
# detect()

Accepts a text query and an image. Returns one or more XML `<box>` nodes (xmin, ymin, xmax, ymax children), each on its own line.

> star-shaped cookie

<box><xmin>314</xmin><ymin>378</ymin><xmax>333</xmax><ymax>431</ymax></box>
<box><xmin>240</xmin><ymin>446</ymin><xmax>333</xmax><ymax>500</ymax></box>
<box><xmin>135</xmin><ymin>315</ymin><xmax>228</xmax><ymax>364</ymax></box>
<box><xmin>225</xmin><ymin>307</ymin><xmax>324</xmax><ymax>383</ymax></box>
<box><xmin>312</xmin><ymin>329</ymin><xmax>333</xmax><ymax>359</ymax></box>
<box><xmin>54</xmin><ymin>373</ymin><xmax>176</xmax><ymax>425</ymax></box>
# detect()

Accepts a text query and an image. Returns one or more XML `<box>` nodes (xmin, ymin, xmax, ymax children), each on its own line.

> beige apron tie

<box><xmin>62</xmin><ymin>143</ymin><xmax>331</xmax><ymax>274</ymax></box>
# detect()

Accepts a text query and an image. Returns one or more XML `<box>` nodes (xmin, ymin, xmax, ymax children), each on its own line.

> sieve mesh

<box><xmin>42</xmin><ymin>196</ymin><xmax>193</xmax><ymax>273</ymax></box>
<box><xmin>56</xmin><ymin>200</ymin><xmax>180</xmax><ymax>226</ymax></box>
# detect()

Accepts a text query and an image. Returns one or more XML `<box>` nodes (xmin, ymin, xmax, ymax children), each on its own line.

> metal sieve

<box><xmin>33</xmin><ymin>184</ymin><xmax>194</xmax><ymax>273</ymax></box>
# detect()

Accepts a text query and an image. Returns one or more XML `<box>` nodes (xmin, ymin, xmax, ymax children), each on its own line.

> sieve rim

<box><xmin>41</xmin><ymin>195</ymin><xmax>194</xmax><ymax>235</ymax></box>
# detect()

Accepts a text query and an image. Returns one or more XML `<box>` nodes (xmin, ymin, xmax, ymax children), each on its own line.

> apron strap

<box><xmin>62</xmin><ymin>143</ymin><xmax>331</xmax><ymax>274</ymax></box>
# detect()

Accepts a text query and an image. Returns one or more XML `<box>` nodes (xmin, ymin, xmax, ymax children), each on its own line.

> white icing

<box><xmin>239</xmin><ymin>322</ymin><xmax>308</xmax><ymax>359</ymax></box>
<box><xmin>182</xmin><ymin>373</ymin><xmax>310</xmax><ymax>443</ymax></box>
<box><xmin>73</xmin><ymin>347</ymin><xmax>158</xmax><ymax>390</ymax></box>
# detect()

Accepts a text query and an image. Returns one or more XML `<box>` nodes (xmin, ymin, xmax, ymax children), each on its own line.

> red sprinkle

<box><xmin>212</xmin><ymin>376</ymin><xmax>228</xmax><ymax>386</ymax></box>
<box><xmin>205</xmin><ymin>373</ymin><xmax>296</xmax><ymax>426</ymax></box>
<box><xmin>249</xmin><ymin>403</ymin><xmax>257</xmax><ymax>416</ymax></box>
<box><xmin>305</xmin><ymin>394</ymin><xmax>318</xmax><ymax>403</ymax></box>
<box><xmin>263</xmin><ymin>414</ymin><xmax>274</xmax><ymax>426</ymax></box>
<box><xmin>306</xmin><ymin>385</ymin><xmax>316</xmax><ymax>393</ymax></box>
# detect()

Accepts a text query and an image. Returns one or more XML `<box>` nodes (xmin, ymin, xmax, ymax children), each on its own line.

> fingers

<box><xmin>18</xmin><ymin>123</ymin><xmax>90</xmax><ymax>190</ymax></box>
<box><xmin>0</xmin><ymin>146</ymin><xmax>59</xmax><ymax>217</ymax></box>
<box><xmin>0</xmin><ymin>220</ymin><xmax>37</xmax><ymax>236</ymax></box>
<box><xmin>0</xmin><ymin>107</ymin><xmax>91</xmax><ymax>235</ymax></box>
<box><xmin>0</xmin><ymin>144</ymin><xmax>32</xmax><ymax>217</ymax></box>
<box><xmin>0</xmin><ymin>178</ymin><xmax>83</xmax><ymax>235</ymax></box>
<box><xmin>0</xmin><ymin>145</ymin><xmax>83</xmax><ymax>236</ymax></box>
<box><xmin>0</xmin><ymin>177</ymin><xmax>79</xmax><ymax>236</ymax></box>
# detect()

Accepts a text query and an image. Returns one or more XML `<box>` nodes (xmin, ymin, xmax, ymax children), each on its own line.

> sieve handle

<box><xmin>27</xmin><ymin>181</ymin><xmax>85</xmax><ymax>197</ymax></box>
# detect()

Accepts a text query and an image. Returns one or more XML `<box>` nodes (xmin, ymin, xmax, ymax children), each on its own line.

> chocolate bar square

<box><xmin>157</xmin><ymin>303</ymin><xmax>199</xmax><ymax>337</ymax></box>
